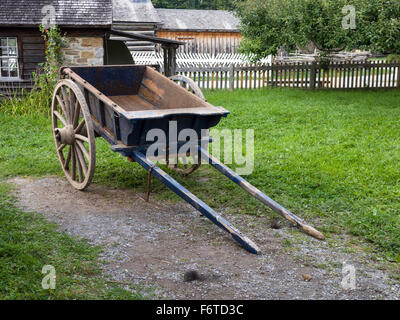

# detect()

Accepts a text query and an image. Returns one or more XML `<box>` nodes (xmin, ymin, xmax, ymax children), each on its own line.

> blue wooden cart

<box><xmin>51</xmin><ymin>65</ymin><xmax>324</xmax><ymax>255</ymax></box>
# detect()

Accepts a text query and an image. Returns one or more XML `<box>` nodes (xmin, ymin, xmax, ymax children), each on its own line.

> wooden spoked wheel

<box><xmin>169</xmin><ymin>75</ymin><xmax>206</xmax><ymax>100</ymax></box>
<box><xmin>168</xmin><ymin>75</ymin><xmax>205</xmax><ymax>176</ymax></box>
<box><xmin>166</xmin><ymin>152</ymin><xmax>201</xmax><ymax>176</ymax></box>
<box><xmin>51</xmin><ymin>79</ymin><xmax>96</xmax><ymax>190</ymax></box>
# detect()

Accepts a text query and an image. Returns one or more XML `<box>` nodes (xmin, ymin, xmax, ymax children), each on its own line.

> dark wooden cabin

<box><xmin>0</xmin><ymin>0</ymin><xmax>112</xmax><ymax>97</ymax></box>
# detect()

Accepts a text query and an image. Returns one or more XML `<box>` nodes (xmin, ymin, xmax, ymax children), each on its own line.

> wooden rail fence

<box><xmin>176</xmin><ymin>61</ymin><xmax>400</xmax><ymax>91</ymax></box>
<box><xmin>1</xmin><ymin>61</ymin><xmax>399</xmax><ymax>99</ymax></box>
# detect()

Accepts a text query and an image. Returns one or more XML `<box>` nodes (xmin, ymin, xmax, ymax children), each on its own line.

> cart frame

<box><xmin>51</xmin><ymin>65</ymin><xmax>324</xmax><ymax>255</ymax></box>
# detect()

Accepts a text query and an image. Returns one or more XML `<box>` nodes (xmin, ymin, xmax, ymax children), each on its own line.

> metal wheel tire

<box><xmin>169</xmin><ymin>75</ymin><xmax>206</xmax><ymax>100</ymax></box>
<box><xmin>51</xmin><ymin>79</ymin><xmax>96</xmax><ymax>190</ymax></box>
<box><xmin>166</xmin><ymin>153</ymin><xmax>201</xmax><ymax>176</ymax></box>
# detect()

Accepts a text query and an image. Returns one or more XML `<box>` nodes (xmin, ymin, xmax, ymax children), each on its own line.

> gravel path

<box><xmin>9</xmin><ymin>177</ymin><xmax>400</xmax><ymax>300</ymax></box>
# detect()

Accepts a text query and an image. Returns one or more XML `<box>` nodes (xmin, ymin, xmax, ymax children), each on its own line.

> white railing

<box><xmin>132</xmin><ymin>52</ymin><xmax>272</xmax><ymax>68</ymax></box>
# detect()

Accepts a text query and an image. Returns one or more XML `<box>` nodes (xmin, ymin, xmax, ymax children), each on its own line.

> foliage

<box><xmin>235</xmin><ymin>0</ymin><xmax>294</xmax><ymax>61</ymax></box>
<box><xmin>236</xmin><ymin>0</ymin><xmax>354</xmax><ymax>60</ymax></box>
<box><xmin>355</xmin><ymin>0</ymin><xmax>400</xmax><ymax>54</ymax></box>
<box><xmin>1</xmin><ymin>88</ymin><xmax>400</xmax><ymax>260</ymax></box>
<box><xmin>0</xmin><ymin>25</ymin><xmax>67</xmax><ymax>116</ymax></box>
<box><xmin>37</xmin><ymin>25</ymin><xmax>67</xmax><ymax>90</ymax></box>
<box><xmin>236</xmin><ymin>0</ymin><xmax>400</xmax><ymax>60</ymax></box>
<box><xmin>0</xmin><ymin>90</ymin><xmax>50</xmax><ymax>116</ymax></box>
<box><xmin>387</xmin><ymin>54</ymin><xmax>400</xmax><ymax>62</ymax></box>
<box><xmin>153</xmin><ymin>0</ymin><xmax>237</xmax><ymax>10</ymax></box>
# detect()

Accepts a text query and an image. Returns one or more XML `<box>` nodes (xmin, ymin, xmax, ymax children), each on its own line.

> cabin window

<box><xmin>0</xmin><ymin>37</ymin><xmax>19</xmax><ymax>79</ymax></box>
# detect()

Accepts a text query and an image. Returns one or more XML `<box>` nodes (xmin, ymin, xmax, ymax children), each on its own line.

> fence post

<box><xmin>397</xmin><ymin>65</ymin><xmax>400</xmax><ymax>88</ymax></box>
<box><xmin>229</xmin><ymin>64</ymin><xmax>235</xmax><ymax>91</ymax></box>
<box><xmin>310</xmin><ymin>62</ymin><xmax>316</xmax><ymax>90</ymax></box>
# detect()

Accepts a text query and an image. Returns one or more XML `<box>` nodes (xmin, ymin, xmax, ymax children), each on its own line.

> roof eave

<box><xmin>158</xmin><ymin>28</ymin><xmax>240</xmax><ymax>33</ymax></box>
<box><xmin>0</xmin><ymin>24</ymin><xmax>112</xmax><ymax>28</ymax></box>
<box><xmin>112</xmin><ymin>20</ymin><xmax>160</xmax><ymax>25</ymax></box>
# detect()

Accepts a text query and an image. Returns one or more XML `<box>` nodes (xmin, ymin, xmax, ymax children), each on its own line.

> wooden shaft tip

<box><xmin>301</xmin><ymin>224</ymin><xmax>325</xmax><ymax>240</ymax></box>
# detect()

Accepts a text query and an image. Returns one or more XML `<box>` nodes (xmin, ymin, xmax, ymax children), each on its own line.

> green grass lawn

<box><xmin>0</xmin><ymin>183</ymin><xmax>146</xmax><ymax>299</ymax></box>
<box><xmin>1</xmin><ymin>87</ymin><xmax>400</xmax><ymax>283</ymax></box>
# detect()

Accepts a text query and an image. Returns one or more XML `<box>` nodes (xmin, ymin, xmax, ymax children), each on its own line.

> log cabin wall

<box><xmin>0</xmin><ymin>28</ymin><xmax>45</xmax><ymax>81</ymax></box>
<box><xmin>0</xmin><ymin>0</ymin><xmax>112</xmax><ymax>96</ymax></box>
<box><xmin>157</xmin><ymin>30</ymin><xmax>242</xmax><ymax>55</ymax></box>
<box><xmin>0</xmin><ymin>28</ymin><xmax>108</xmax><ymax>81</ymax></box>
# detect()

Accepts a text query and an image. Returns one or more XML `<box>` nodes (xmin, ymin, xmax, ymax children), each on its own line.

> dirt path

<box><xmin>9</xmin><ymin>177</ymin><xmax>400</xmax><ymax>300</ymax></box>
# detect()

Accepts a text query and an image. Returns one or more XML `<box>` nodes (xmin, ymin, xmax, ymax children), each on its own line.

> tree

<box><xmin>355</xmin><ymin>0</ymin><xmax>400</xmax><ymax>54</ymax></box>
<box><xmin>235</xmin><ymin>0</ymin><xmax>400</xmax><ymax>60</ymax></box>
<box><xmin>235</xmin><ymin>0</ymin><xmax>355</xmax><ymax>61</ymax></box>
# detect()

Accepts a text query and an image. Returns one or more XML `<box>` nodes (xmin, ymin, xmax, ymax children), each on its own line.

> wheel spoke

<box><xmin>75</xmin><ymin>134</ymin><xmax>89</xmax><ymax>143</ymax></box>
<box><xmin>54</xmin><ymin>110</ymin><xmax>67</xmax><ymax>127</ymax></box>
<box><xmin>57</xmin><ymin>143</ymin><xmax>66</xmax><ymax>153</ymax></box>
<box><xmin>76</xmin><ymin>140</ymin><xmax>90</xmax><ymax>161</ymax></box>
<box><xmin>75</xmin><ymin>144</ymin><xmax>88</xmax><ymax>175</ymax></box>
<box><xmin>56</xmin><ymin>94</ymin><xmax>70</xmax><ymax>124</ymax></box>
<box><xmin>74</xmin><ymin>119</ymin><xmax>86</xmax><ymax>133</ymax></box>
<box><xmin>64</xmin><ymin>146</ymin><xmax>72</xmax><ymax>170</ymax></box>
<box><xmin>68</xmin><ymin>88</ymin><xmax>74</xmax><ymax>122</ymax></box>
<box><xmin>71</xmin><ymin>145</ymin><xmax>76</xmax><ymax>181</ymax></box>
<box><xmin>61</xmin><ymin>87</ymin><xmax>72</xmax><ymax>122</ymax></box>
<box><xmin>74</xmin><ymin>147</ymin><xmax>84</xmax><ymax>183</ymax></box>
<box><xmin>72</xmin><ymin>100</ymin><xmax>80</xmax><ymax>128</ymax></box>
<box><xmin>61</xmin><ymin>87</ymin><xmax>69</xmax><ymax>108</ymax></box>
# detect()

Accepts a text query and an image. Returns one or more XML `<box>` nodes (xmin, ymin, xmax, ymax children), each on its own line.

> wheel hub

<box><xmin>55</xmin><ymin>125</ymin><xmax>75</xmax><ymax>145</ymax></box>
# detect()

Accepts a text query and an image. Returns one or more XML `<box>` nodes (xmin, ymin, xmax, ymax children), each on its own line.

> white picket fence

<box><xmin>132</xmin><ymin>52</ymin><xmax>272</xmax><ymax>68</ymax></box>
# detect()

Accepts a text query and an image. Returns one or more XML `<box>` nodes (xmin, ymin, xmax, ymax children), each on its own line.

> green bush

<box><xmin>387</xmin><ymin>54</ymin><xmax>400</xmax><ymax>62</ymax></box>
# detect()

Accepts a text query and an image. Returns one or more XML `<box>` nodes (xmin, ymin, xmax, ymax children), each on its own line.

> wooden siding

<box><xmin>157</xmin><ymin>30</ymin><xmax>242</xmax><ymax>55</ymax></box>
<box><xmin>112</xmin><ymin>23</ymin><xmax>158</xmax><ymax>52</ymax></box>
<box><xmin>0</xmin><ymin>28</ymin><xmax>45</xmax><ymax>81</ymax></box>
<box><xmin>21</xmin><ymin>34</ymin><xmax>46</xmax><ymax>80</ymax></box>
<box><xmin>0</xmin><ymin>27</ymin><xmax>107</xmax><ymax>96</ymax></box>
<box><xmin>0</xmin><ymin>28</ymin><xmax>108</xmax><ymax>81</ymax></box>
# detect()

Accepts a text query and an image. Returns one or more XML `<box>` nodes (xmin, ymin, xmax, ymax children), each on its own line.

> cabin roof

<box><xmin>113</xmin><ymin>0</ymin><xmax>160</xmax><ymax>24</ymax></box>
<box><xmin>156</xmin><ymin>9</ymin><xmax>240</xmax><ymax>32</ymax></box>
<box><xmin>0</xmin><ymin>0</ymin><xmax>112</xmax><ymax>27</ymax></box>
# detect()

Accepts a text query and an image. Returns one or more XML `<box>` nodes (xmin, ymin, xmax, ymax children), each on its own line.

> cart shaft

<box><xmin>198</xmin><ymin>147</ymin><xmax>325</xmax><ymax>240</ymax></box>
<box><xmin>132</xmin><ymin>151</ymin><xmax>261</xmax><ymax>254</ymax></box>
